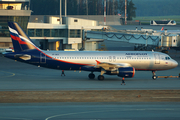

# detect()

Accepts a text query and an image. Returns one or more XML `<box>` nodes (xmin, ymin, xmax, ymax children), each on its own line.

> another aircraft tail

<box><xmin>8</xmin><ymin>22</ymin><xmax>41</xmax><ymax>52</ymax></box>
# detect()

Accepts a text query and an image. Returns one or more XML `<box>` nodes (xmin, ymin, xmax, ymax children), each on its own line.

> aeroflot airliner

<box><xmin>4</xmin><ymin>22</ymin><xmax>178</xmax><ymax>80</ymax></box>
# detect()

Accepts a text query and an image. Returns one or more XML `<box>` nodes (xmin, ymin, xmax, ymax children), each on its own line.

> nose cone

<box><xmin>172</xmin><ymin>60</ymin><xmax>178</xmax><ymax>68</ymax></box>
<box><xmin>174</xmin><ymin>60</ymin><xmax>178</xmax><ymax>67</ymax></box>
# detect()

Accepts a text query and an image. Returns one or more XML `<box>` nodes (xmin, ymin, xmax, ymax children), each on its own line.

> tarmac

<box><xmin>1</xmin><ymin>102</ymin><xmax>180</xmax><ymax>120</ymax></box>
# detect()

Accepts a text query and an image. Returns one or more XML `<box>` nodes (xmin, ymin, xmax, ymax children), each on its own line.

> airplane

<box><xmin>154</xmin><ymin>27</ymin><xmax>180</xmax><ymax>35</ymax></box>
<box><xmin>3</xmin><ymin>22</ymin><xmax>178</xmax><ymax>80</ymax></box>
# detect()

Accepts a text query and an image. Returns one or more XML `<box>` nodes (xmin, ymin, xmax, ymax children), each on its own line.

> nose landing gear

<box><xmin>152</xmin><ymin>71</ymin><xmax>157</xmax><ymax>80</ymax></box>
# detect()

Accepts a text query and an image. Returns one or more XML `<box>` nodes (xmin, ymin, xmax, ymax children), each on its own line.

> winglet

<box><xmin>161</xmin><ymin>27</ymin><xmax>164</xmax><ymax>31</ymax></box>
<box><xmin>95</xmin><ymin>60</ymin><xmax>101</xmax><ymax>65</ymax></box>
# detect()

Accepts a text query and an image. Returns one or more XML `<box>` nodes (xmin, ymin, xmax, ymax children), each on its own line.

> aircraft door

<box><xmin>40</xmin><ymin>53</ymin><xmax>46</xmax><ymax>63</ymax></box>
<box><xmin>154</xmin><ymin>53</ymin><xmax>160</xmax><ymax>64</ymax></box>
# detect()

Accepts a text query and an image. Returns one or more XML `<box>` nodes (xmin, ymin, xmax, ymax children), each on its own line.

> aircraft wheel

<box><xmin>152</xmin><ymin>75</ymin><xmax>157</xmax><ymax>80</ymax></box>
<box><xmin>88</xmin><ymin>73</ymin><xmax>95</xmax><ymax>79</ymax></box>
<box><xmin>98</xmin><ymin>75</ymin><xmax>104</xmax><ymax>81</ymax></box>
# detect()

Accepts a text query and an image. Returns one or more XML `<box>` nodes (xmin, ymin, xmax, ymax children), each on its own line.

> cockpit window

<box><xmin>165</xmin><ymin>57</ymin><xmax>171</xmax><ymax>60</ymax></box>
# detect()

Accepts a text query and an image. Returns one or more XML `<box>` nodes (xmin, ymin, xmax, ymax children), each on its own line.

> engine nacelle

<box><xmin>118</xmin><ymin>67</ymin><xmax>135</xmax><ymax>78</ymax></box>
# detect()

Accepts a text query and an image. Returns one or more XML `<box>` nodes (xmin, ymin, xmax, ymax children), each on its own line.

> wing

<box><xmin>95</xmin><ymin>60</ymin><xmax>132</xmax><ymax>71</ymax></box>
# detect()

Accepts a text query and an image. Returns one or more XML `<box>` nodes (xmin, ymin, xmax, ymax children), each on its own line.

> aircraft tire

<box><xmin>152</xmin><ymin>75</ymin><xmax>157</xmax><ymax>80</ymax></box>
<box><xmin>89</xmin><ymin>73</ymin><xmax>95</xmax><ymax>79</ymax></box>
<box><xmin>98</xmin><ymin>75</ymin><xmax>104</xmax><ymax>81</ymax></box>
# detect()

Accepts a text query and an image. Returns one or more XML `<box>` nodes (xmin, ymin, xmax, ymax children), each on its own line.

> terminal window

<box><xmin>44</xmin><ymin>29</ymin><xmax>50</xmax><ymax>37</ymax></box>
<box><xmin>28</xmin><ymin>29</ymin><xmax>35</xmax><ymax>37</ymax></box>
<box><xmin>69</xmin><ymin>30</ymin><xmax>81</xmax><ymax>38</ymax></box>
<box><xmin>36</xmin><ymin>29</ymin><xmax>42</xmax><ymax>37</ymax></box>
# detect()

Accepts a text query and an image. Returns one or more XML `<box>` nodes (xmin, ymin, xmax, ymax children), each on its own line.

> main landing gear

<box><xmin>152</xmin><ymin>71</ymin><xmax>157</xmax><ymax>80</ymax></box>
<box><xmin>98</xmin><ymin>75</ymin><xmax>104</xmax><ymax>81</ymax></box>
<box><xmin>88</xmin><ymin>72</ymin><xmax>95</xmax><ymax>79</ymax></box>
<box><xmin>97</xmin><ymin>69</ymin><xmax>106</xmax><ymax>81</ymax></box>
<box><xmin>88</xmin><ymin>70</ymin><xmax>106</xmax><ymax>81</ymax></box>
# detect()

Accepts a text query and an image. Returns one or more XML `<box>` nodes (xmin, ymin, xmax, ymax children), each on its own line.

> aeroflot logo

<box><xmin>126</xmin><ymin>53</ymin><xmax>147</xmax><ymax>55</ymax></box>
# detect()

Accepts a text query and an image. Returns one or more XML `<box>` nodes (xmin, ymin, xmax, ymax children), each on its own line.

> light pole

<box><xmin>60</xmin><ymin>0</ymin><xmax>61</xmax><ymax>24</ymax></box>
<box><xmin>65</xmin><ymin>0</ymin><xmax>67</xmax><ymax>17</ymax></box>
<box><xmin>125</xmin><ymin>0</ymin><xmax>127</xmax><ymax>25</ymax></box>
<box><xmin>104</xmin><ymin>0</ymin><xmax>106</xmax><ymax>25</ymax></box>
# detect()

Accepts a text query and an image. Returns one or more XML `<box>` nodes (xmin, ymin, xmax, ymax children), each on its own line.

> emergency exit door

<box><xmin>40</xmin><ymin>53</ymin><xmax>46</xmax><ymax>63</ymax></box>
<box><xmin>154</xmin><ymin>53</ymin><xmax>160</xmax><ymax>64</ymax></box>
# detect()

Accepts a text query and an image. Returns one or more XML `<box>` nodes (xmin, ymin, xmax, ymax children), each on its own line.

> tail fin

<box><xmin>8</xmin><ymin>22</ymin><xmax>40</xmax><ymax>52</ymax></box>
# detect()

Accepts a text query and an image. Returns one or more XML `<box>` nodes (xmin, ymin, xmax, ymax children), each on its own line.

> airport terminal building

<box><xmin>27</xmin><ymin>16</ymin><xmax>105</xmax><ymax>51</ymax></box>
<box><xmin>0</xmin><ymin>0</ymin><xmax>31</xmax><ymax>49</ymax></box>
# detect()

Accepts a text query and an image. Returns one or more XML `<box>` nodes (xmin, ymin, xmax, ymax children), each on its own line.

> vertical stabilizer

<box><xmin>8</xmin><ymin>22</ymin><xmax>40</xmax><ymax>52</ymax></box>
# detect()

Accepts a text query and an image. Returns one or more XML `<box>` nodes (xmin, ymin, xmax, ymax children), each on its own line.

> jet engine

<box><xmin>118</xmin><ymin>67</ymin><xmax>135</xmax><ymax>78</ymax></box>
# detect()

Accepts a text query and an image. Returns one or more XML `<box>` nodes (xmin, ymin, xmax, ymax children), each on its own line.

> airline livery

<box><xmin>4</xmin><ymin>22</ymin><xmax>178</xmax><ymax>80</ymax></box>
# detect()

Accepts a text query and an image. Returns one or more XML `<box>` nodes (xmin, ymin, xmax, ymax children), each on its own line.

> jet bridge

<box><xmin>85</xmin><ymin>30</ymin><xmax>180</xmax><ymax>50</ymax></box>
